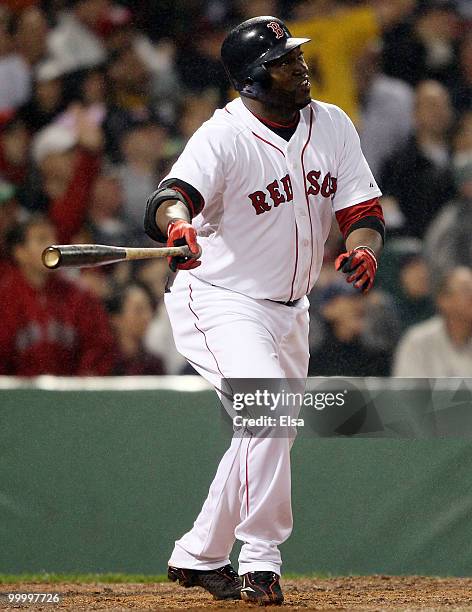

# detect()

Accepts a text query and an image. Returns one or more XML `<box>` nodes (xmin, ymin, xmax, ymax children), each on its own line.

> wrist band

<box><xmin>353</xmin><ymin>245</ymin><xmax>378</xmax><ymax>269</ymax></box>
<box><xmin>167</xmin><ymin>218</ymin><xmax>187</xmax><ymax>236</ymax></box>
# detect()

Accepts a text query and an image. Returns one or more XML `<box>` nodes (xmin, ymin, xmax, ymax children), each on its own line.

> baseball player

<box><xmin>144</xmin><ymin>16</ymin><xmax>384</xmax><ymax>605</ymax></box>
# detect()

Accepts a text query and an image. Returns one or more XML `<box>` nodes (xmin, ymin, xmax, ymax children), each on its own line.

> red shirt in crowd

<box><xmin>112</xmin><ymin>351</ymin><xmax>165</xmax><ymax>376</ymax></box>
<box><xmin>49</xmin><ymin>149</ymin><xmax>101</xmax><ymax>244</ymax></box>
<box><xmin>0</xmin><ymin>267</ymin><xmax>115</xmax><ymax>376</ymax></box>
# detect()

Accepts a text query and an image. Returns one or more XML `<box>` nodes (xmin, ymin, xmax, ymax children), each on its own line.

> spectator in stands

<box><xmin>414</xmin><ymin>0</ymin><xmax>461</xmax><ymax>85</ymax></box>
<box><xmin>362</xmin><ymin>288</ymin><xmax>403</xmax><ymax>353</ymax></box>
<box><xmin>396</xmin><ymin>253</ymin><xmax>436</xmax><ymax>330</ymax></box>
<box><xmin>10</xmin><ymin>6</ymin><xmax>49</xmax><ymax>70</ymax></box>
<box><xmin>453</xmin><ymin>110</ymin><xmax>472</xmax><ymax>158</ymax></box>
<box><xmin>87</xmin><ymin>170</ymin><xmax>139</xmax><ymax>246</ymax></box>
<box><xmin>355</xmin><ymin>40</ymin><xmax>414</xmax><ymax>179</ymax></box>
<box><xmin>380</xmin><ymin>80</ymin><xmax>455</xmax><ymax>238</ymax></box>
<box><xmin>288</xmin><ymin>0</ymin><xmax>415</xmax><ymax>123</ymax></box>
<box><xmin>424</xmin><ymin>159</ymin><xmax>472</xmax><ymax>275</ymax></box>
<box><xmin>137</xmin><ymin>259</ymin><xmax>168</xmax><ymax>305</ymax></box>
<box><xmin>18</xmin><ymin>61</ymin><xmax>67</xmax><ymax>132</ymax></box>
<box><xmin>450</xmin><ymin>32</ymin><xmax>472</xmax><ymax>114</ymax></box>
<box><xmin>375</xmin><ymin>236</ymin><xmax>435</xmax><ymax>331</ymax></box>
<box><xmin>101</xmin><ymin>44</ymin><xmax>171</xmax><ymax>162</ymax></box>
<box><xmin>382</xmin><ymin>0</ymin><xmax>460</xmax><ymax>87</ymax></box>
<box><xmin>142</xmin><ymin>36</ymin><xmax>181</xmax><ymax>125</ymax></box>
<box><xmin>310</xmin><ymin>226</ymin><xmax>402</xmax><ymax>355</ymax></box>
<box><xmin>175</xmin><ymin>20</ymin><xmax>229</xmax><ymax>106</ymax></box>
<box><xmin>308</xmin><ymin>282</ymin><xmax>391</xmax><ymax>376</ymax></box>
<box><xmin>171</xmin><ymin>90</ymin><xmax>218</xmax><ymax>157</ymax></box>
<box><xmin>0</xmin><ymin>114</ymin><xmax>30</xmax><ymax>186</ymax></box>
<box><xmin>99</xmin><ymin>7</ymin><xmax>181</xmax><ymax>123</ymax></box>
<box><xmin>0</xmin><ymin>180</ymin><xmax>20</xmax><ymax>273</ymax></box>
<box><xmin>107</xmin><ymin>44</ymin><xmax>152</xmax><ymax>114</ymax></box>
<box><xmin>66</xmin><ymin>217</ymin><xmax>126</xmax><ymax>303</ymax></box>
<box><xmin>99</xmin><ymin>3</ymin><xmax>135</xmax><ymax>54</ymax></box>
<box><xmin>117</xmin><ymin>119</ymin><xmax>169</xmax><ymax>231</ymax></box>
<box><xmin>393</xmin><ymin>266</ymin><xmax>472</xmax><ymax>376</ymax></box>
<box><xmin>140</xmin><ymin>259</ymin><xmax>187</xmax><ymax>375</ymax></box>
<box><xmin>64</xmin><ymin>63</ymin><xmax>108</xmax><ymax>136</ymax></box>
<box><xmin>0</xmin><ymin>215</ymin><xmax>115</xmax><ymax>375</ymax></box>
<box><xmin>26</xmin><ymin>105</ymin><xmax>102</xmax><ymax>243</ymax></box>
<box><xmin>106</xmin><ymin>282</ymin><xmax>165</xmax><ymax>375</ymax></box>
<box><xmin>0</xmin><ymin>7</ymin><xmax>31</xmax><ymax>112</ymax></box>
<box><xmin>75</xmin><ymin>64</ymin><xmax>107</xmax><ymax>107</ymax></box>
<box><xmin>47</xmin><ymin>0</ymin><xmax>109</xmax><ymax>73</ymax></box>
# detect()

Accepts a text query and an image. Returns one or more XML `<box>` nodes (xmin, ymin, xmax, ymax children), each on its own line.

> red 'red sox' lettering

<box><xmin>248</xmin><ymin>174</ymin><xmax>293</xmax><ymax>214</ymax></box>
<box><xmin>306</xmin><ymin>170</ymin><xmax>337</xmax><ymax>198</ymax></box>
<box><xmin>248</xmin><ymin>191</ymin><xmax>272</xmax><ymax>215</ymax></box>
<box><xmin>249</xmin><ymin>170</ymin><xmax>336</xmax><ymax>214</ymax></box>
<box><xmin>280</xmin><ymin>174</ymin><xmax>293</xmax><ymax>201</ymax></box>
<box><xmin>321</xmin><ymin>172</ymin><xmax>337</xmax><ymax>197</ymax></box>
<box><xmin>267</xmin><ymin>179</ymin><xmax>285</xmax><ymax>207</ymax></box>
<box><xmin>306</xmin><ymin>170</ymin><xmax>321</xmax><ymax>196</ymax></box>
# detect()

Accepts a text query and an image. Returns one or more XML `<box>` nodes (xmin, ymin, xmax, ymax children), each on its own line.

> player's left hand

<box><xmin>335</xmin><ymin>246</ymin><xmax>378</xmax><ymax>294</ymax></box>
<box><xmin>167</xmin><ymin>219</ymin><xmax>202</xmax><ymax>272</ymax></box>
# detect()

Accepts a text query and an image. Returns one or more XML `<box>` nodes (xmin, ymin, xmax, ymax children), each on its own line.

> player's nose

<box><xmin>294</xmin><ymin>56</ymin><xmax>308</xmax><ymax>74</ymax></box>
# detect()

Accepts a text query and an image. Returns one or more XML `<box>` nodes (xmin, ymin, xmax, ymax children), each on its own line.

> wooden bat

<box><xmin>42</xmin><ymin>244</ymin><xmax>193</xmax><ymax>269</ymax></box>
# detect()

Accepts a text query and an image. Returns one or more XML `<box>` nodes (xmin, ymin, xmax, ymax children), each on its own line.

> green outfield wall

<box><xmin>1</xmin><ymin>377</ymin><xmax>472</xmax><ymax>576</ymax></box>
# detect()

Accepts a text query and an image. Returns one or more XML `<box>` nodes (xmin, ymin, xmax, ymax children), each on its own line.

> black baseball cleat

<box><xmin>168</xmin><ymin>564</ymin><xmax>242</xmax><ymax>600</ymax></box>
<box><xmin>240</xmin><ymin>571</ymin><xmax>284</xmax><ymax>605</ymax></box>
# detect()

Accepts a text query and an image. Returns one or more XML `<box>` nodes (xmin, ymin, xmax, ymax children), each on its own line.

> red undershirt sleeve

<box><xmin>335</xmin><ymin>197</ymin><xmax>385</xmax><ymax>242</ymax></box>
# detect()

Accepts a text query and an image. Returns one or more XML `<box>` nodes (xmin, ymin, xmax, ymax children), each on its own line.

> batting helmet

<box><xmin>221</xmin><ymin>16</ymin><xmax>310</xmax><ymax>99</ymax></box>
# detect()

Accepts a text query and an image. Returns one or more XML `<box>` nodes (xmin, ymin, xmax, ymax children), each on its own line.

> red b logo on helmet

<box><xmin>267</xmin><ymin>22</ymin><xmax>284</xmax><ymax>39</ymax></box>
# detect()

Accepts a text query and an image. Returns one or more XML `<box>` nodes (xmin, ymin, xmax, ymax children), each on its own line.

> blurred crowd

<box><xmin>0</xmin><ymin>0</ymin><xmax>471</xmax><ymax>377</ymax></box>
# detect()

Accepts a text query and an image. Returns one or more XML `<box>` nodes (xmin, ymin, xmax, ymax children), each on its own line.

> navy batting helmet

<box><xmin>221</xmin><ymin>16</ymin><xmax>310</xmax><ymax>99</ymax></box>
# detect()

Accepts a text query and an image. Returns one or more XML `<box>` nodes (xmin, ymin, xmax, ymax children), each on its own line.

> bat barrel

<box><xmin>42</xmin><ymin>245</ymin><xmax>127</xmax><ymax>269</ymax></box>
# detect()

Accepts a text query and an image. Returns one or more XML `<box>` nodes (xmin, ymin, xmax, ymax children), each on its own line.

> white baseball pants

<box><xmin>165</xmin><ymin>271</ymin><xmax>309</xmax><ymax>575</ymax></box>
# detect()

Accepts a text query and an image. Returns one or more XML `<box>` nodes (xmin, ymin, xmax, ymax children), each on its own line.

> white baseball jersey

<box><xmin>162</xmin><ymin>96</ymin><xmax>381</xmax><ymax>302</ymax></box>
<box><xmin>163</xmin><ymin>96</ymin><xmax>382</xmax><ymax>578</ymax></box>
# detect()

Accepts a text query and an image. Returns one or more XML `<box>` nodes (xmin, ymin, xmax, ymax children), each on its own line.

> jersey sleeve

<box><xmin>159</xmin><ymin>178</ymin><xmax>205</xmax><ymax>218</ymax></box>
<box><xmin>160</xmin><ymin>121</ymin><xmax>233</xmax><ymax>206</ymax></box>
<box><xmin>335</xmin><ymin>197</ymin><xmax>385</xmax><ymax>242</ymax></box>
<box><xmin>332</xmin><ymin>108</ymin><xmax>382</xmax><ymax>212</ymax></box>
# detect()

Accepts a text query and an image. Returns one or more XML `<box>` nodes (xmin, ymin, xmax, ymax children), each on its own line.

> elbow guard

<box><xmin>143</xmin><ymin>187</ymin><xmax>188</xmax><ymax>243</ymax></box>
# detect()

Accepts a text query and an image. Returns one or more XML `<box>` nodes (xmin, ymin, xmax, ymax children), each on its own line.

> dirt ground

<box><xmin>2</xmin><ymin>576</ymin><xmax>472</xmax><ymax>611</ymax></box>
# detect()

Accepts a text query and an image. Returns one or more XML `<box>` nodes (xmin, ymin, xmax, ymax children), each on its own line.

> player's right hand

<box><xmin>167</xmin><ymin>219</ymin><xmax>202</xmax><ymax>272</ymax></box>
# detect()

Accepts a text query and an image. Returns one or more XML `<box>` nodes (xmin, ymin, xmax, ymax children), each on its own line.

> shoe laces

<box><xmin>246</xmin><ymin>571</ymin><xmax>279</xmax><ymax>588</ymax></box>
<box><xmin>217</xmin><ymin>564</ymin><xmax>240</xmax><ymax>583</ymax></box>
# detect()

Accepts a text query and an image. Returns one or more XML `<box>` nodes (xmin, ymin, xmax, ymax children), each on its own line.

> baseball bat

<box><xmin>42</xmin><ymin>244</ymin><xmax>193</xmax><ymax>269</ymax></box>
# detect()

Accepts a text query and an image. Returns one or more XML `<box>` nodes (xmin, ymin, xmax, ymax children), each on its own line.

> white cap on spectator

<box><xmin>32</xmin><ymin>123</ymin><xmax>77</xmax><ymax>164</ymax></box>
<box><xmin>35</xmin><ymin>60</ymin><xmax>66</xmax><ymax>83</ymax></box>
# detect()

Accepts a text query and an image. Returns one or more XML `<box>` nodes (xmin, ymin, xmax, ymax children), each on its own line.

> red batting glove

<box><xmin>167</xmin><ymin>219</ymin><xmax>202</xmax><ymax>272</ymax></box>
<box><xmin>334</xmin><ymin>246</ymin><xmax>378</xmax><ymax>294</ymax></box>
